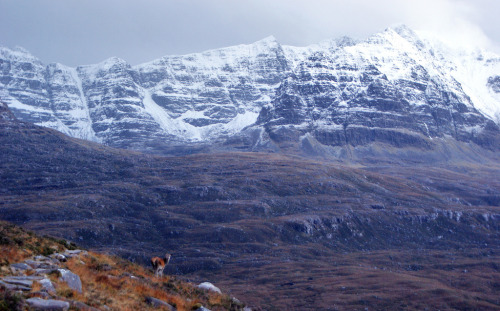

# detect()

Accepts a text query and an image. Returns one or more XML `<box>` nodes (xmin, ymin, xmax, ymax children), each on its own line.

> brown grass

<box><xmin>0</xmin><ymin>221</ymin><xmax>246</xmax><ymax>310</ymax></box>
<box><xmin>30</xmin><ymin>281</ymin><xmax>42</xmax><ymax>293</ymax></box>
<box><xmin>0</xmin><ymin>246</ymin><xmax>29</xmax><ymax>269</ymax></box>
<box><xmin>60</xmin><ymin>251</ymin><xmax>238</xmax><ymax>310</ymax></box>
<box><xmin>0</xmin><ymin>221</ymin><xmax>70</xmax><ymax>269</ymax></box>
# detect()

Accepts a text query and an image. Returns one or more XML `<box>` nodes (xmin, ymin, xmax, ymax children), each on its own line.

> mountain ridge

<box><xmin>1</xmin><ymin>25</ymin><xmax>499</xmax><ymax>157</ymax></box>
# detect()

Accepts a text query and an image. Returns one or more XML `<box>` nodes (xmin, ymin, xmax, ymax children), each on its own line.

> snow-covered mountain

<box><xmin>253</xmin><ymin>26</ymin><xmax>500</xmax><ymax>158</ymax></box>
<box><xmin>1</xmin><ymin>25</ymin><xmax>499</xmax><ymax>156</ymax></box>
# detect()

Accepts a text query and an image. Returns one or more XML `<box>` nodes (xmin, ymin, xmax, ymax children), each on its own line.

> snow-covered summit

<box><xmin>0</xmin><ymin>46</ymin><xmax>40</xmax><ymax>63</ymax></box>
<box><xmin>414</xmin><ymin>35</ymin><xmax>500</xmax><ymax>123</ymax></box>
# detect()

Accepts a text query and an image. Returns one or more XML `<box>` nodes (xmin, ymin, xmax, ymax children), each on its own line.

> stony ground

<box><xmin>0</xmin><ymin>221</ymin><xmax>249</xmax><ymax>311</ymax></box>
<box><xmin>1</xmin><ymin>250</ymin><xmax>94</xmax><ymax>310</ymax></box>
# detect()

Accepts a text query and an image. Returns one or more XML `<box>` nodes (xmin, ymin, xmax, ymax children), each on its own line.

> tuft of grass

<box><xmin>31</xmin><ymin>280</ymin><xmax>42</xmax><ymax>293</ymax></box>
<box><xmin>41</xmin><ymin>246</ymin><xmax>55</xmax><ymax>256</ymax></box>
<box><xmin>0</xmin><ymin>290</ymin><xmax>24</xmax><ymax>311</ymax></box>
<box><xmin>57</xmin><ymin>287</ymin><xmax>75</xmax><ymax>299</ymax></box>
<box><xmin>47</xmin><ymin>269</ymin><xmax>62</xmax><ymax>279</ymax></box>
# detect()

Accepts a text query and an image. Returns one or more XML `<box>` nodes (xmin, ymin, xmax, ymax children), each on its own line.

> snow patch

<box><xmin>69</xmin><ymin>68</ymin><xmax>100</xmax><ymax>142</ymax></box>
<box><xmin>142</xmin><ymin>88</ymin><xmax>259</xmax><ymax>141</ymax></box>
<box><xmin>142</xmin><ymin>88</ymin><xmax>202</xmax><ymax>140</ymax></box>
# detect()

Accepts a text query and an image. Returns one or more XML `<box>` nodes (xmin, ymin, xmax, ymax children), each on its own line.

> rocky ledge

<box><xmin>0</xmin><ymin>250</ymin><xmax>96</xmax><ymax>311</ymax></box>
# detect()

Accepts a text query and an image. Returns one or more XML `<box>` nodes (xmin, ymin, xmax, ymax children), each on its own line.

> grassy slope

<box><xmin>0</xmin><ymin>221</ymin><xmax>246</xmax><ymax>311</ymax></box>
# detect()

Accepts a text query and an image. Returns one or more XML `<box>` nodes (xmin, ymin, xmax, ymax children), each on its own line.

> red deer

<box><xmin>151</xmin><ymin>253</ymin><xmax>171</xmax><ymax>278</ymax></box>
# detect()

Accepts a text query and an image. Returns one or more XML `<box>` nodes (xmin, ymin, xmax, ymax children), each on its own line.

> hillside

<box><xmin>1</xmin><ymin>101</ymin><xmax>499</xmax><ymax>309</ymax></box>
<box><xmin>0</xmin><ymin>220</ymin><xmax>249</xmax><ymax>311</ymax></box>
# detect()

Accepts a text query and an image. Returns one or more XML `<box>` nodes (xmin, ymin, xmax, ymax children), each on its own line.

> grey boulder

<box><xmin>58</xmin><ymin>269</ymin><xmax>82</xmax><ymax>293</ymax></box>
<box><xmin>145</xmin><ymin>296</ymin><xmax>176</xmax><ymax>310</ymax></box>
<box><xmin>26</xmin><ymin>297</ymin><xmax>70</xmax><ymax>311</ymax></box>
<box><xmin>10</xmin><ymin>262</ymin><xmax>32</xmax><ymax>271</ymax></box>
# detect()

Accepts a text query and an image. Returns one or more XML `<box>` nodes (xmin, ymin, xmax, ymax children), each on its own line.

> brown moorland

<box><xmin>0</xmin><ymin>103</ymin><xmax>499</xmax><ymax>310</ymax></box>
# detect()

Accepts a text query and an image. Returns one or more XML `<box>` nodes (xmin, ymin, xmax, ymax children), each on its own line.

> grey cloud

<box><xmin>0</xmin><ymin>0</ymin><xmax>498</xmax><ymax>66</ymax></box>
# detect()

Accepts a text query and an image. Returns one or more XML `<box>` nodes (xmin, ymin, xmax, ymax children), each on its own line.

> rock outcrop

<box><xmin>0</xmin><ymin>251</ymin><xmax>84</xmax><ymax>294</ymax></box>
<box><xmin>254</xmin><ymin>27</ymin><xmax>500</xmax><ymax>156</ymax></box>
<box><xmin>0</xmin><ymin>251</ymin><xmax>86</xmax><ymax>311</ymax></box>
<box><xmin>26</xmin><ymin>297</ymin><xmax>70</xmax><ymax>311</ymax></box>
<box><xmin>145</xmin><ymin>296</ymin><xmax>176</xmax><ymax>310</ymax></box>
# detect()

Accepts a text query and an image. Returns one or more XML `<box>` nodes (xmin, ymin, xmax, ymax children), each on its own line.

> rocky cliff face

<box><xmin>489</xmin><ymin>76</ymin><xmax>500</xmax><ymax>92</ymax></box>
<box><xmin>1</xmin><ymin>26</ymin><xmax>499</xmax><ymax>156</ymax></box>
<box><xmin>255</xmin><ymin>27</ymin><xmax>500</xmax><ymax>158</ymax></box>
<box><xmin>0</xmin><ymin>37</ymin><xmax>290</xmax><ymax>153</ymax></box>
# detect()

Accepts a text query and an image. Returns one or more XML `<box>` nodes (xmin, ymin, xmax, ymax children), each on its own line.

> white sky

<box><xmin>1</xmin><ymin>0</ymin><xmax>499</xmax><ymax>66</ymax></box>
